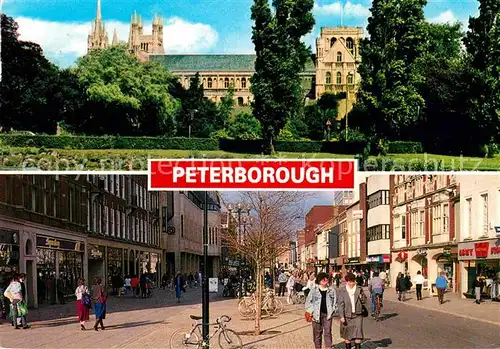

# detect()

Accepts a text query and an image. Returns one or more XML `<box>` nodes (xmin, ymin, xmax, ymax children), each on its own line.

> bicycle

<box><xmin>237</xmin><ymin>289</ymin><xmax>283</xmax><ymax>317</ymax></box>
<box><xmin>169</xmin><ymin>315</ymin><xmax>243</xmax><ymax>349</ymax></box>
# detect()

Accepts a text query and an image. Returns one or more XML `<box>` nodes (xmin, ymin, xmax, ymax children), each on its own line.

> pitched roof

<box><xmin>150</xmin><ymin>54</ymin><xmax>316</xmax><ymax>74</ymax></box>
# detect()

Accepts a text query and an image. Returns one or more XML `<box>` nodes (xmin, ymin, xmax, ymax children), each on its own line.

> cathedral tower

<box><xmin>87</xmin><ymin>0</ymin><xmax>109</xmax><ymax>51</ymax></box>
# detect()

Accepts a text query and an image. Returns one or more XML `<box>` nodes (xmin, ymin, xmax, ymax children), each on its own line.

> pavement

<box><xmin>1</xmin><ymin>285</ymin><xmax>499</xmax><ymax>349</ymax></box>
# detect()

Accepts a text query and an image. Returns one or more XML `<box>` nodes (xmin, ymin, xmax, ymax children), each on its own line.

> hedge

<box><xmin>0</xmin><ymin>135</ymin><xmax>219</xmax><ymax>151</ymax></box>
<box><xmin>388</xmin><ymin>141</ymin><xmax>424</xmax><ymax>154</ymax></box>
<box><xmin>0</xmin><ymin>134</ymin><xmax>422</xmax><ymax>155</ymax></box>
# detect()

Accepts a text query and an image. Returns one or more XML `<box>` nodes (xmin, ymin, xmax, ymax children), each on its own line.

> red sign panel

<box><xmin>459</xmin><ymin>248</ymin><xmax>474</xmax><ymax>257</ymax></box>
<box><xmin>149</xmin><ymin>159</ymin><xmax>356</xmax><ymax>191</ymax></box>
<box><xmin>474</xmin><ymin>242</ymin><xmax>489</xmax><ymax>258</ymax></box>
<box><xmin>382</xmin><ymin>255</ymin><xmax>391</xmax><ymax>263</ymax></box>
<box><xmin>491</xmin><ymin>246</ymin><xmax>500</xmax><ymax>256</ymax></box>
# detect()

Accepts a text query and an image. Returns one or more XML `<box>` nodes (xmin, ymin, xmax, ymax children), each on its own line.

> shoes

<box><xmin>94</xmin><ymin>326</ymin><xmax>98</xmax><ymax>331</ymax></box>
<box><xmin>81</xmin><ymin>324</ymin><xmax>86</xmax><ymax>331</ymax></box>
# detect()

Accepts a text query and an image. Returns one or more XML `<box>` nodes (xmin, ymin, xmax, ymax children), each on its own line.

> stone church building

<box><xmin>87</xmin><ymin>0</ymin><xmax>363</xmax><ymax>119</ymax></box>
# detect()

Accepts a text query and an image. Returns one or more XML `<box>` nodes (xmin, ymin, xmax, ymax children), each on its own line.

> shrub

<box><xmin>387</xmin><ymin>141</ymin><xmax>424</xmax><ymax>154</ymax></box>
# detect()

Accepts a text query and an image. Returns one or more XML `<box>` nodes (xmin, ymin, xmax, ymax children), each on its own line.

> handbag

<box><xmin>82</xmin><ymin>293</ymin><xmax>91</xmax><ymax>308</ymax></box>
<box><xmin>304</xmin><ymin>312</ymin><xmax>313</xmax><ymax>322</ymax></box>
<box><xmin>357</xmin><ymin>290</ymin><xmax>368</xmax><ymax>317</ymax></box>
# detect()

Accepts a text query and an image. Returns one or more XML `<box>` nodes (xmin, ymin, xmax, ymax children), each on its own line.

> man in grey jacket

<box><xmin>305</xmin><ymin>272</ymin><xmax>338</xmax><ymax>349</ymax></box>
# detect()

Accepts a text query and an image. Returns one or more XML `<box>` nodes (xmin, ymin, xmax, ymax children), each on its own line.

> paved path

<box><xmin>1</xmin><ymin>286</ymin><xmax>500</xmax><ymax>349</ymax></box>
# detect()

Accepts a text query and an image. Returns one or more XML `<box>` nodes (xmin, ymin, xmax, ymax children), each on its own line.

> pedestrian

<box><xmin>304</xmin><ymin>272</ymin><xmax>338</xmax><ymax>349</ymax></box>
<box><xmin>75</xmin><ymin>278</ymin><xmax>90</xmax><ymax>330</ymax></box>
<box><xmin>18</xmin><ymin>273</ymin><xmax>30</xmax><ymax>328</ymax></box>
<box><xmin>124</xmin><ymin>275</ymin><xmax>131</xmax><ymax>295</ymax></box>
<box><xmin>4</xmin><ymin>274</ymin><xmax>29</xmax><ymax>329</ymax></box>
<box><xmin>286</xmin><ymin>271</ymin><xmax>296</xmax><ymax>305</ymax></box>
<box><xmin>175</xmin><ymin>272</ymin><xmax>184</xmax><ymax>303</ymax></box>
<box><xmin>278</xmin><ymin>271</ymin><xmax>287</xmax><ymax>297</ymax></box>
<box><xmin>338</xmin><ymin>272</ymin><xmax>367</xmax><ymax>349</ymax></box>
<box><xmin>413</xmin><ymin>271</ymin><xmax>425</xmax><ymax>301</ymax></box>
<box><xmin>368</xmin><ymin>271</ymin><xmax>384</xmax><ymax>315</ymax></box>
<box><xmin>435</xmin><ymin>272</ymin><xmax>448</xmax><ymax>305</ymax></box>
<box><xmin>91</xmin><ymin>277</ymin><xmax>107</xmax><ymax>331</ymax></box>
<box><xmin>131</xmin><ymin>275</ymin><xmax>139</xmax><ymax>297</ymax></box>
<box><xmin>355</xmin><ymin>272</ymin><xmax>364</xmax><ymax>287</ymax></box>
<box><xmin>396</xmin><ymin>273</ymin><xmax>408</xmax><ymax>301</ymax></box>
<box><xmin>473</xmin><ymin>275</ymin><xmax>484</xmax><ymax>304</ymax></box>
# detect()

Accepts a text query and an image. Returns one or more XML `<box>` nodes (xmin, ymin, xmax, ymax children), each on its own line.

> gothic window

<box><xmin>230</xmin><ymin>78</ymin><xmax>234</xmax><ymax>86</ymax></box>
<box><xmin>346</xmin><ymin>38</ymin><xmax>354</xmax><ymax>55</ymax></box>
<box><xmin>336</xmin><ymin>72</ymin><xmax>342</xmax><ymax>85</ymax></box>
<box><xmin>207</xmin><ymin>78</ymin><xmax>212</xmax><ymax>89</ymax></box>
<box><xmin>224</xmin><ymin>78</ymin><xmax>229</xmax><ymax>88</ymax></box>
<box><xmin>347</xmin><ymin>73</ymin><xmax>354</xmax><ymax>84</ymax></box>
<box><xmin>202</xmin><ymin>78</ymin><xmax>206</xmax><ymax>88</ymax></box>
<box><xmin>241</xmin><ymin>78</ymin><xmax>247</xmax><ymax>88</ymax></box>
<box><xmin>330</xmin><ymin>37</ymin><xmax>337</xmax><ymax>47</ymax></box>
<box><xmin>337</xmin><ymin>52</ymin><xmax>342</xmax><ymax>62</ymax></box>
<box><xmin>237</xmin><ymin>97</ymin><xmax>244</xmax><ymax>106</ymax></box>
<box><xmin>325</xmin><ymin>72</ymin><xmax>332</xmax><ymax>85</ymax></box>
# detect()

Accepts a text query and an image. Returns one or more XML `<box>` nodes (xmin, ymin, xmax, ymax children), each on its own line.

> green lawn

<box><xmin>1</xmin><ymin>146</ymin><xmax>499</xmax><ymax>171</ymax></box>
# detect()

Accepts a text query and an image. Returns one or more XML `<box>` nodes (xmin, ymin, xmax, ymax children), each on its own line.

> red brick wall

<box><xmin>304</xmin><ymin>206</ymin><xmax>334</xmax><ymax>246</ymax></box>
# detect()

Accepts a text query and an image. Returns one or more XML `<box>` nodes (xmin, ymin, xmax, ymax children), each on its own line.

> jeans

<box><xmin>371</xmin><ymin>289</ymin><xmax>383</xmax><ymax>313</ymax></box>
<box><xmin>312</xmin><ymin>313</ymin><xmax>332</xmax><ymax>349</ymax></box>
<box><xmin>278</xmin><ymin>282</ymin><xmax>286</xmax><ymax>297</ymax></box>
<box><xmin>416</xmin><ymin>284</ymin><xmax>423</xmax><ymax>300</ymax></box>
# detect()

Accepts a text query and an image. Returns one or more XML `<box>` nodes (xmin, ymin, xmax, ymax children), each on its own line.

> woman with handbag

<box><xmin>75</xmin><ymin>278</ymin><xmax>90</xmax><ymax>330</ymax></box>
<box><xmin>304</xmin><ymin>272</ymin><xmax>338</xmax><ymax>349</ymax></box>
<box><xmin>337</xmin><ymin>272</ymin><xmax>368</xmax><ymax>349</ymax></box>
<box><xmin>91</xmin><ymin>277</ymin><xmax>107</xmax><ymax>331</ymax></box>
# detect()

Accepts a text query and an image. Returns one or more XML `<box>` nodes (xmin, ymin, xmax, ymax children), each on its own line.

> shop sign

<box><xmin>0</xmin><ymin>229</ymin><xmax>19</xmax><ymax>245</ymax></box>
<box><xmin>397</xmin><ymin>251</ymin><xmax>408</xmax><ymax>261</ymax></box>
<box><xmin>458</xmin><ymin>239</ymin><xmax>500</xmax><ymax>260</ymax></box>
<box><xmin>352</xmin><ymin>210</ymin><xmax>363</xmax><ymax>220</ymax></box>
<box><xmin>89</xmin><ymin>245</ymin><xmax>104</xmax><ymax>260</ymax></box>
<box><xmin>348</xmin><ymin>257</ymin><xmax>360</xmax><ymax>264</ymax></box>
<box><xmin>417</xmin><ymin>248</ymin><xmax>428</xmax><ymax>256</ymax></box>
<box><xmin>36</xmin><ymin>235</ymin><xmax>84</xmax><ymax>252</ymax></box>
<box><xmin>382</xmin><ymin>255</ymin><xmax>391</xmax><ymax>263</ymax></box>
<box><xmin>366</xmin><ymin>256</ymin><xmax>379</xmax><ymax>263</ymax></box>
<box><xmin>443</xmin><ymin>247</ymin><xmax>451</xmax><ymax>256</ymax></box>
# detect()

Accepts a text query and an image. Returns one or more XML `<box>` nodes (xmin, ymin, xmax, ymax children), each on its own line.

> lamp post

<box><xmin>326</xmin><ymin>119</ymin><xmax>332</xmax><ymax>142</ymax></box>
<box><xmin>202</xmin><ymin>191</ymin><xmax>209</xmax><ymax>345</ymax></box>
<box><xmin>188</xmin><ymin>109</ymin><xmax>198</xmax><ymax>139</ymax></box>
<box><xmin>227</xmin><ymin>202</ymin><xmax>252</xmax><ymax>298</ymax></box>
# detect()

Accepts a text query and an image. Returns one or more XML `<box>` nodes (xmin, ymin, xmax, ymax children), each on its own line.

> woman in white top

<box><xmin>286</xmin><ymin>272</ymin><xmax>296</xmax><ymax>305</ymax></box>
<box><xmin>75</xmin><ymin>278</ymin><xmax>90</xmax><ymax>330</ymax></box>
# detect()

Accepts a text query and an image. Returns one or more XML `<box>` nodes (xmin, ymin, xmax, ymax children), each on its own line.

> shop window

<box><xmin>59</xmin><ymin>251</ymin><xmax>84</xmax><ymax>296</ymax></box>
<box><xmin>401</xmin><ymin>216</ymin><xmax>406</xmax><ymax>240</ymax></box>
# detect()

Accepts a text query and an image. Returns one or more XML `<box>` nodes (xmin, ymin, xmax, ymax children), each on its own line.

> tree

<box><xmin>175</xmin><ymin>73</ymin><xmax>222</xmax><ymax>138</ymax></box>
<box><xmin>218</xmin><ymin>84</ymin><xmax>235</xmax><ymax>128</ymax></box>
<box><xmin>221</xmin><ymin>191</ymin><xmax>310</xmax><ymax>335</ymax></box>
<box><xmin>69</xmin><ymin>45</ymin><xmax>179</xmax><ymax>136</ymax></box>
<box><xmin>250</xmin><ymin>0</ymin><xmax>315</xmax><ymax>154</ymax></box>
<box><xmin>227</xmin><ymin>112</ymin><xmax>261</xmax><ymax>140</ymax></box>
<box><xmin>463</xmin><ymin>0</ymin><xmax>500</xmax><ymax>145</ymax></box>
<box><xmin>356</xmin><ymin>0</ymin><xmax>428</xmax><ymax>140</ymax></box>
<box><xmin>0</xmin><ymin>14</ymin><xmax>63</xmax><ymax>134</ymax></box>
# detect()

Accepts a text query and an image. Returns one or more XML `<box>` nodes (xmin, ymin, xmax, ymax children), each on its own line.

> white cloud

<box><xmin>428</xmin><ymin>10</ymin><xmax>457</xmax><ymax>24</ymax></box>
<box><xmin>14</xmin><ymin>16</ymin><xmax>219</xmax><ymax>66</ymax></box>
<box><xmin>314</xmin><ymin>1</ymin><xmax>371</xmax><ymax>18</ymax></box>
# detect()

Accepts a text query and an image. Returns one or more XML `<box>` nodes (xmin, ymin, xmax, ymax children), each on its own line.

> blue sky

<box><xmin>3</xmin><ymin>0</ymin><xmax>479</xmax><ymax>68</ymax></box>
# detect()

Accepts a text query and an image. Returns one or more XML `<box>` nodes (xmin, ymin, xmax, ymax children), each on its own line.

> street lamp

<box><xmin>202</xmin><ymin>191</ymin><xmax>209</xmax><ymax>345</ymax></box>
<box><xmin>188</xmin><ymin>109</ymin><xmax>198</xmax><ymax>139</ymax></box>
<box><xmin>326</xmin><ymin>119</ymin><xmax>332</xmax><ymax>142</ymax></box>
<box><xmin>227</xmin><ymin>202</ymin><xmax>252</xmax><ymax>298</ymax></box>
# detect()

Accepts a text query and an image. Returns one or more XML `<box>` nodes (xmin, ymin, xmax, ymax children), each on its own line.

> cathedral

<box><xmin>87</xmin><ymin>0</ymin><xmax>164</xmax><ymax>62</ymax></box>
<box><xmin>87</xmin><ymin>0</ymin><xmax>363</xmax><ymax>119</ymax></box>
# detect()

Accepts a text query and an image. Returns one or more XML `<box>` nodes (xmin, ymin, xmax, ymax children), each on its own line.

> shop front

<box><xmin>366</xmin><ymin>255</ymin><xmax>391</xmax><ymax>273</ymax></box>
<box><xmin>345</xmin><ymin>257</ymin><xmax>362</xmax><ymax>272</ymax></box>
<box><xmin>458</xmin><ymin>238</ymin><xmax>500</xmax><ymax>301</ymax></box>
<box><xmin>0</xmin><ymin>228</ymin><xmax>20</xmax><ymax>289</ymax></box>
<box><xmin>36</xmin><ymin>234</ymin><xmax>85</xmax><ymax>304</ymax></box>
<box><xmin>315</xmin><ymin>259</ymin><xmax>329</xmax><ymax>274</ymax></box>
<box><xmin>87</xmin><ymin>244</ymin><xmax>105</xmax><ymax>286</ymax></box>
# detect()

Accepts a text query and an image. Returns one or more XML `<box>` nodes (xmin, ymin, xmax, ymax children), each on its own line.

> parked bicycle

<box><xmin>238</xmin><ymin>289</ymin><xmax>283</xmax><ymax>317</ymax></box>
<box><xmin>170</xmin><ymin>315</ymin><xmax>242</xmax><ymax>349</ymax></box>
<box><xmin>291</xmin><ymin>290</ymin><xmax>306</xmax><ymax>305</ymax></box>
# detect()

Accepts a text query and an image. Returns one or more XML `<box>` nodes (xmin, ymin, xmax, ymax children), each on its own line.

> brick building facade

<box><xmin>0</xmin><ymin>175</ymin><xmax>162</xmax><ymax>308</ymax></box>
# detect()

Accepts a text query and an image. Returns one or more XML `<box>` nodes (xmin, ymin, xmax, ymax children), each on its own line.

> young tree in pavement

<box><xmin>221</xmin><ymin>191</ymin><xmax>309</xmax><ymax>335</ymax></box>
<box><xmin>356</xmin><ymin>0</ymin><xmax>428</xmax><ymax>141</ymax></box>
<box><xmin>251</xmin><ymin>0</ymin><xmax>315</xmax><ymax>154</ymax></box>
<box><xmin>463</xmin><ymin>0</ymin><xmax>500</xmax><ymax>146</ymax></box>
<box><xmin>0</xmin><ymin>14</ymin><xmax>62</xmax><ymax>134</ymax></box>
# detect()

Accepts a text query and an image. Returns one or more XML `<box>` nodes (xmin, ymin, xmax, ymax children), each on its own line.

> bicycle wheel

<box><xmin>170</xmin><ymin>328</ymin><xmax>200</xmax><ymax>349</ymax></box>
<box><xmin>218</xmin><ymin>329</ymin><xmax>243</xmax><ymax>349</ymax></box>
<box><xmin>270</xmin><ymin>297</ymin><xmax>284</xmax><ymax>315</ymax></box>
<box><xmin>238</xmin><ymin>298</ymin><xmax>255</xmax><ymax>317</ymax></box>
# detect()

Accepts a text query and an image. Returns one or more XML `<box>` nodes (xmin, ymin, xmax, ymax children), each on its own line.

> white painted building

<box><xmin>344</xmin><ymin>201</ymin><xmax>361</xmax><ymax>269</ymax></box>
<box><xmin>457</xmin><ymin>175</ymin><xmax>500</xmax><ymax>299</ymax></box>
<box><xmin>366</xmin><ymin>175</ymin><xmax>391</xmax><ymax>271</ymax></box>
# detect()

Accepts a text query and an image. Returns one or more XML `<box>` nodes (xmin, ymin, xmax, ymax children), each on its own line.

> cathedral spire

<box><xmin>112</xmin><ymin>29</ymin><xmax>119</xmax><ymax>45</ymax></box>
<box><xmin>96</xmin><ymin>0</ymin><xmax>102</xmax><ymax>21</ymax></box>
